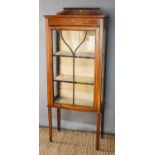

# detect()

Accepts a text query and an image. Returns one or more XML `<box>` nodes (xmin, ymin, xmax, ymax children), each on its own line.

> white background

<box><xmin>0</xmin><ymin>0</ymin><xmax>155</xmax><ymax>155</ymax></box>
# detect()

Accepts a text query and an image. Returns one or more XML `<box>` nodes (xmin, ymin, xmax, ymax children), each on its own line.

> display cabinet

<box><xmin>45</xmin><ymin>8</ymin><xmax>109</xmax><ymax>150</ymax></box>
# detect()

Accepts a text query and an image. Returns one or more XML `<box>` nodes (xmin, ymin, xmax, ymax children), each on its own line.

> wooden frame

<box><xmin>45</xmin><ymin>8</ymin><xmax>109</xmax><ymax>150</ymax></box>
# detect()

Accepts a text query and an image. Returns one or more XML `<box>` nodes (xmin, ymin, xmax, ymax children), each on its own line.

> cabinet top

<box><xmin>45</xmin><ymin>8</ymin><xmax>107</xmax><ymax>18</ymax></box>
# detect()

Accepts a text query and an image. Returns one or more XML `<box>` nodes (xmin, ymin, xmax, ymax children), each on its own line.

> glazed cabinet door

<box><xmin>49</xmin><ymin>26</ymin><xmax>100</xmax><ymax>110</ymax></box>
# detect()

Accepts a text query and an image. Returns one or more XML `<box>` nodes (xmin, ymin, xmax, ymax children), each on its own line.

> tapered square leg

<box><xmin>101</xmin><ymin>112</ymin><xmax>104</xmax><ymax>138</ymax></box>
<box><xmin>57</xmin><ymin>108</ymin><xmax>61</xmax><ymax>131</ymax></box>
<box><xmin>96</xmin><ymin>113</ymin><xmax>100</xmax><ymax>150</ymax></box>
<box><xmin>48</xmin><ymin>107</ymin><xmax>52</xmax><ymax>142</ymax></box>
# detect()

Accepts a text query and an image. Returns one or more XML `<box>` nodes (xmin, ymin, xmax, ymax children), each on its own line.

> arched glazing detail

<box><xmin>60</xmin><ymin>30</ymin><xmax>87</xmax><ymax>55</ymax></box>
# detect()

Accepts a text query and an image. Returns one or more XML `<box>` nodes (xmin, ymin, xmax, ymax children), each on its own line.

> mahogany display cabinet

<box><xmin>45</xmin><ymin>8</ymin><xmax>109</xmax><ymax>150</ymax></box>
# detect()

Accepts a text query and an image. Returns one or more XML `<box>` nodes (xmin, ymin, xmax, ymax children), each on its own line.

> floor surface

<box><xmin>39</xmin><ymin>127</ymin><xmax>115</xmax><ymax>155</ymax></box>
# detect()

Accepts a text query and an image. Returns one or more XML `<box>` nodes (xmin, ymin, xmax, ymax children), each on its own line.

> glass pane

<box><xmin>54</xmin><ymin>81</ymin><xmax>73</xmax><ymax>105</ymax></box>
<box><xmin>75</xmin><ymin>31</ymin><xmax>95</xmax><ymax>57</ymax></box>
<box><xmin>75</xmin><ymin>58</ymin><xmax>94</xmax><ymax>84</ymax></box>
<box><xmin>75</xmin><ymin>84</ymin><xmax>94</xmax><ymax>107</ymax></box>
<box><xmin>53</xmin><ymin>56</ymin><xmax>73</xmax><ymax>82</ymax></box>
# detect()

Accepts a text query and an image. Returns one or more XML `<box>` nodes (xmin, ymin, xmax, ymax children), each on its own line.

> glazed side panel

<box><xmin>46</xmin><ymin>18</ymin><xmax>54</xmax><ymax>106</ymax></box>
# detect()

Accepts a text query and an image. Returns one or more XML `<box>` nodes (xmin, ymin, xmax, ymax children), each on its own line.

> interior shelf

<box><xmin>54</xmin><ymin>74</ymin><xmax>94</xmax><ymax>85</ymax></box>
<box><xmin>53</xmin><ymin>51</ymin><xmax>94</xmax><ymax>59</ymax></box>
<box><xmin>54</xmin><ymin>97</ymin><xmax>93</xmax><ymax>107</ymax></box>
<box><xmin>54</xmin><ymin>97</ymin><xmax>73</xmax><ymax>105</ymax></box>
